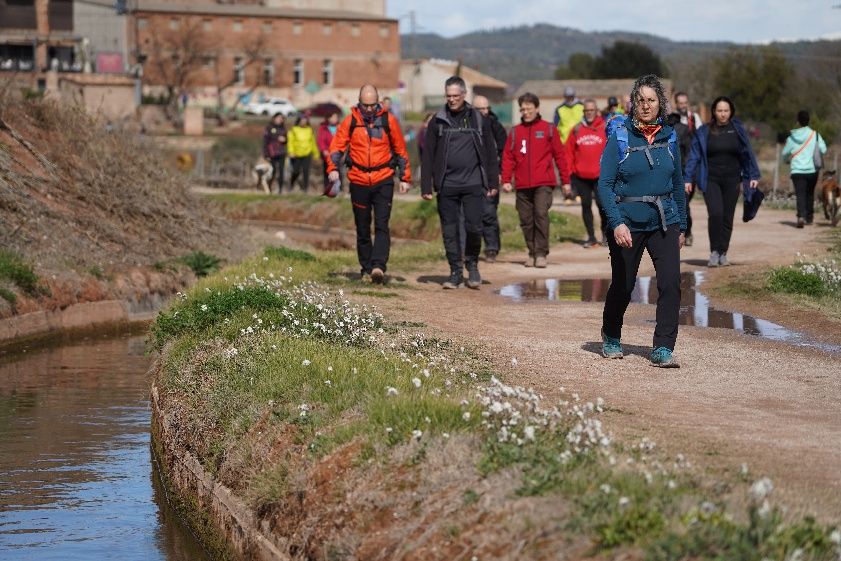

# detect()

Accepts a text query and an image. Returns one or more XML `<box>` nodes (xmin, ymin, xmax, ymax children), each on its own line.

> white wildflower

<box><xmin>386</xmin><ymin>386</ymin><xmax>399</xmax><ymax>397</ymax></box>
<box><xmin>422</xmin><ymin>368</ymin><xmax>430</xmax><ymax>378</ymax></box>
<box><xmin>411</xmin><ymin>429</ymin><xmax>423</xmax><ymax>440</ymax></box>
<box><xmin>600</xmin><ymin>484</ymin><xmax>612</xmax><ymax>494</ymax></box>
<box><xmin>301</xmin><ymin>359</ymin><xmax>311</xmax><ymax>366</ymax></box>
<box><xmin>200</xmin><ymin>304</ymin><xmax>208</xmax><ymax>311</ymax></box>
<box><xmin>511</xmin><ymin>357</ymin><xmax>518</xmax><ymax>367</ymax></box>
<box><xmin>412</xmin><ymin>377</ymin><xmax>421</xmax><ymax>388</ymax></box>
<box><xmin>523</xmin><ymin>425</ymin><xmax>536</xmax><ymax>441</ymax></box>
<box><xmin>385</xmin><ymin>427</ymin><xmax>393</xmax><ymax>434</ymax></box>
<box><xmin>462</xmin><ymin>411</ymin><xmax>471</xmax><ymax>421</ymax></box>
<box><xmin>442</xmin><ymin>432</ymin><xmax>450</xmax><ymax>439</ymax></box>
<box><xmin>618</xmin><ymin>496</ymin><xmax>630</xmax><ymax>509</ymax></box>
<box><xmin>749</xmin><ymin>477</ymin><xmax>774</xmax><ymax>502</ymax></box>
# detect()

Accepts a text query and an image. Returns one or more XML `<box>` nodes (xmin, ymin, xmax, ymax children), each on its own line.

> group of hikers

<box><xmin>261</xmin><ymin>75</ymin><xmax>829</xmax><ymax>368</ymax></box>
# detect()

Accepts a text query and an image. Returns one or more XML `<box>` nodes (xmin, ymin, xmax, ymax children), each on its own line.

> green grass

<box><xmin>0</xmin><ymin>250</ymin><xmax>38</xmax><ymax>294</ymax></box>
<box><xmin>179</xmin><ymin>251</ymin><xmax>223</xmax><ymax>277</ymax></box>
<box><xmin>153</xmin><ymin>248</ymin><xmax>840</xmax><ymax>558</ymax></box>
<box><xmin>0</xmin><ymin>287</ymin><xmax>16</xmax><ymax>305</ymax></box>
<box><xmin>767</xmin><ymin>267</ymin><xmax>826</xmax><ymax>297</ymax></box>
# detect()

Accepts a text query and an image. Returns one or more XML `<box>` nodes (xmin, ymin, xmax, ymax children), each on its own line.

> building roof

<box><xmin>514</xmin><ymin>79</ymin><xmax>673</xmax><ymax>99</ymax></box>
<box><xmin>403</xmin><ymin>58</ymin><xmax>508</xmax><ymax>89</ymax></box>
<box><xmin>135</xmin><ymin>1</ymin><xmax>396</xmax><ymax>22</ymax></box>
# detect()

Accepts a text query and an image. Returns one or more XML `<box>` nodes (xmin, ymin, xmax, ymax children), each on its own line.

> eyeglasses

<box><xmin>359</xmin><ymin>103</ymin><xmax>378</xmax><ymax>109</ymax></box>
<box><xmin>445</xmin><ymin>94</ymin><xmax>464</xmax><ymax>99</ymax></box>
<box><xmin>584</xmin><ymin>109</ymin><xmax>597</xmax><ymax>113</ymax></box>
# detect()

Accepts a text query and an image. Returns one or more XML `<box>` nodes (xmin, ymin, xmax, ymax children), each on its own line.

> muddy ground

<box><xmin>356</xmin><ymin>197</ymin><xmax>841</xmax><ymax>520</ymax></box>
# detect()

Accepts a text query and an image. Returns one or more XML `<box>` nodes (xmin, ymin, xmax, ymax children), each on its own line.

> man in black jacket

<box><xmin>471</xmin><ymin>95</ymin><xmax>507</xmax><ymax>262</ymax></box>
<box><xmin>421</xmin><ymin>76</ymin><xmax>500</xmax><ymax>289</ymax></box>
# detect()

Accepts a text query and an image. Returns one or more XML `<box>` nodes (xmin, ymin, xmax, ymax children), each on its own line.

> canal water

<box><xmin>0</xmin><ymin>333</ymin><xmax>210</xmax><ymax>561</ymax></box>
<box><xmin>498</xmin><ymin>271</ymin><xmax>841</xmax><ymax>354</ymax></box>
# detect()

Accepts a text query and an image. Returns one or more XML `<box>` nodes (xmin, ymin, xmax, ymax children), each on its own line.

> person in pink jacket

<box><xmin>562</xmin><ymin>99</ymin><xmax>608</xmax><ymax>248</ymax></box>
<box><xmin>501</xmin><ymin>92</ymin><xmax>570</xmax><ymax>268</ymax></box>
<box><xmin>317</xmin><ymin>112</ymin><xmax>341</xmax><ymax>191</ymax></box>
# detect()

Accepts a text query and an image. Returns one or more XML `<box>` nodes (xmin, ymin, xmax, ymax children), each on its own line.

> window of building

<box><xmin>202</xmin><ymin>19</ymin><xmax>212</xmax><ymax>32</ymax></box>
<box><xmin>292</xmin><ymin>21</ymin><xmax>302</xmax><ymax>35</ymax></box>
<box><xmin>350</xmin><ymin>23</ymin><xmax>360</xmax><ymax>37</ymax></box>
<box><xmin>322</xmin><ymin>23</ymin><xmax>332</xmax><ymax>36</ymax></box>
<box><xmin>321</xmin><ymin>59</ymin><xmax>333</xmax><ymax>86</ymax></box>
<box><xmin>293</xmin><ymin>59</ymin><xmax>303</xmax><ymax>86</ymax></box>
<box><xmin>262</xmin><ymin>21</ymin><xmax>272</xmax><ymax>33</ymax></box>
<box><xmin>137</xmin><ymin>17</ymin><xmax>147</xmax><ymax>30</ymax></box>
<box><xmin>232</xmin><ymin>20</ymin><xmax>243</xmax><ymax>32</ymax></box>
<box><xmin>379</xmin><ymin>24</ymin><xmax>389</xmax><ymax>38</ymax></box>
<box><xmin>263</xmin><ymin>59</ymin><xmax>274</xmax><ymax>86</ymax></box>
<box><xmin>202</xmin><ymin>56</ymin><xmax>215</xmax><ymax>69</ymax></box>
<box><xmin>233</xmin><ymin>56</ymin><xmax>244</xmax><ymax>85</ymax></box>
<box><xmin>169</xmin><ymin>18</ymin><xmax>180</xmax><ymax>31</ymax></box>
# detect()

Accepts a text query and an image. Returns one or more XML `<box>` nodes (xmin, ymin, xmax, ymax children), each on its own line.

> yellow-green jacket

<box><xmin>287</xmin><ymin>125</ymin><xmax>319</xmax><ymax>158</ymax></box>
<box><xmin>554</xmin><ymin>101</ymin><xmax>584</xmax><ymax>143</ymax></box>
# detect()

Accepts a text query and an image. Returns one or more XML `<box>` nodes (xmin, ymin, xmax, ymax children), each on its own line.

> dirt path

<box><xmin>375</xmin><ymin>197</ymin><xmax>841</xmax><ymax>520</ymax></box>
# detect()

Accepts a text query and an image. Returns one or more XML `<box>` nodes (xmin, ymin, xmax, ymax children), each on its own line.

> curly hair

<box><xmin>628</xmin><ymin>74</ymin><xmax>669</xmax><ymax>123</ymax></box>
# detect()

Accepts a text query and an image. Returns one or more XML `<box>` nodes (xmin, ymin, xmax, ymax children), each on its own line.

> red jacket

<box><xmin>501</xmin><ymin>118</ymin><xmax>568</xmax><ymax>189</ymax></box>
<box><xmin>316</xmin><ymin>122</ymin><xmax>335</xmax><ymax>157</ymax></box>
<box><xmin>327</xmin><ymin>106</ymin><xmax>411</xmax><ymax>186</ymax></box>
<box><xmin>563</xmin><ymin>115</ymin><xmax>606</xmax><ymax>183</ymax></box>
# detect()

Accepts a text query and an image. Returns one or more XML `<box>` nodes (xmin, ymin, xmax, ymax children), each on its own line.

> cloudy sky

<box><xmin>386</xmin><ymin>0</ymin><xmax>841</xmax><ymax>43</ymax></box>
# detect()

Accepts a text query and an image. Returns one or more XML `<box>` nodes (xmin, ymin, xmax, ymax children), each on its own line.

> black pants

<box><xmin>573</xmin><ymin>175</ymin><xmax>608</xmax><ymax>241</ymax></box>
<box><xmin>270</xmin><ymin>156</ymin><xmax>286</xmax><ymax>193</ymax></box>
<box><xmin>792</xmin><ymin>173</ymin><xmax>819</xmax><ymax>222</ymax></box>
<box><xmin>439</xmin><ymin>184</ymin><xmax>484</xmax><ymax>271</ymax></box>
<box><xmin>603</xmin><ymin>223</ymin><xmax>682</xmax><ymax>350</ymax></box>
<box><xmin>457</xmin><ymin>192</ymin><xmax>500</xmax><ymax>256</ymax></box>
<box><xmin>350</xmin><ymin>179</ymin><xmax>393</xmax><ymax>273</ymax></box>
<box><xmin>290</xmin><ymin>155</ymin><xmax>312</xmax><ymax>191</ymax></box>
<box><xmin>704</xmin><ymin>174</ymin><xmax>741</xmax><ymax>254</ymax></box>
<box><xmin>685</xmin><ymin>182</ymin><xmax>696</xmax><ymax>236</ymax></box>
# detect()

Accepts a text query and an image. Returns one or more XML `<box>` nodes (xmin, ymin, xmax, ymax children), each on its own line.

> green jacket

<box><xmin>782</xmin><ymin>126</ymin><xmax>826</xmax><ymax>175</ymax></box>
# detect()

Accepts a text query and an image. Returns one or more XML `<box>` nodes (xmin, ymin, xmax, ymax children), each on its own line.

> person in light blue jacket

<box><xmin>782</xmin><ymin>110</ymin><xmax>828</xmax><ymax>227</ymax></box>
<box><xmin>597</xmin><ymin>74</ymin><xmax>687</xmax><ymax>368</ymax></box>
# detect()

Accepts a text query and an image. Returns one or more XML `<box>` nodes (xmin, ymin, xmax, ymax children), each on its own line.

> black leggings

<box><xmin>573</xmin><ymin>175</ymin><xmax>608</xmax><ymax>241</ymax></box>
<box><xmin>704</xmin><ymin>174</ymin><xmax>741</xmax><ymax>254</ymax></box>
<box><xmin>270</xmin><ymin>156</ymin><xmax>286</xmax><ymax>193</ymax></box>
<box><xmin>791</xmin><ymin>173</ymin><xmax>818</xmax><ymax>222</ymax></box>
<box><xmin>290</xmin><ymin>156</ymin><xmax>312</xmax><ymax>191</ymax></box>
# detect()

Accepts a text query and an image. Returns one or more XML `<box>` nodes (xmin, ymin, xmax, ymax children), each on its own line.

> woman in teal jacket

<box><xmin>782</xmin><ymin>110</ymin><xmax>827</xmax><ymax>227</ymax></box>
<box><xmin>597</xmin><ymin>74</ymin><xmax>687</xmax><ymax>368</ymax></box>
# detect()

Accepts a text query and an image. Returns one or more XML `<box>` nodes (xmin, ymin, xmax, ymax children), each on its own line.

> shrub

<box><xmin>0</xmin><ymin>250</ymin><xmax>38</xmax><ymax>294</ymax></box>
<box><xmin>767</xmin><ymin>267</ymin><xmax>826</xmax><ymax>297</ymax></box>
<box><xmin>180</xmin><ymin>251</ymin><xmax>222</xmax><ymax>277</ymax></box>
<box><xmin>0</xmin><ymin>287</ymin><xmax>16</xmax><ymax>304</ymax></box>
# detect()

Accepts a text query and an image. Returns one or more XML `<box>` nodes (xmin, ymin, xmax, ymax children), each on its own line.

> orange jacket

<box><xmin>327</xmin><ymin>106</ymin><xmax>411</xmax><ymax>186</ymax></box>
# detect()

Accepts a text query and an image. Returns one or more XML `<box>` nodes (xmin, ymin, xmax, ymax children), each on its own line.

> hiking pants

<box><xmin>573</xmin><ymin>175</ymin><xmax>608</xmax><ymax>242</ymax></box>
<box><xmin>290</xmin><ymin>155</ymin><xmax>312</xmax><ymax>191</ymax></box>
<box><xmin>602</xmin><ymin>223</ymin><xmax>681</xmax><ymax>350</ymax></box>
<box><xmin>439</xmin><ymin>184</ymin><xmax>484</xmax><ymax>271</ymax></box>
<box><xmin>515</xmin><ymin>186</ymin><xmax>554</xmax><ymax>258</ymax></box>
<box><xmin>791</xmin><ymin>172</ymin><xmax>819</xmax><ymax>223</ymax></box>
<box><xmin>685</xmin><ymin>182</ymin><xmax>696</xmax><ymax>237</ymax></box>
<box><xmin>270</xmin><ymin>156</ymin><xmax>286</xmax><ymax>193</ymax></box>
<box><xmin>350</xmin><ymin>179</ymin><xmax>394</xmax><ymax>274</ymax></box>
<box><xmin>457</xmin><ymin>191</ymin><xmax>501</xmax><ymax>256</ymax></box>
<box><xmin>704</xmin><ymin>173</ymin><xmax>741</xmax><ymax>254</ymax></box>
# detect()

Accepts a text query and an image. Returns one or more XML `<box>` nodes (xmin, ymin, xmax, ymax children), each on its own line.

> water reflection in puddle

<box><xmin>498</xmin><ymin>271</ymin><xmax>841</xmax><ymax>353</ymax></box>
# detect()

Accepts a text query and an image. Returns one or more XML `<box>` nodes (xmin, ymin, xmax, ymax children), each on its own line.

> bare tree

<box><xmin>211</xmin><ymin>33</ymin><xmax>268</xmax><ymax>122</ymax></box>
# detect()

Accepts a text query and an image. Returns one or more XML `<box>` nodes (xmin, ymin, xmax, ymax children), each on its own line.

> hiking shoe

<box><xmin>582</xmin><ymin>239</ymin><xmax>597</xmax><ymax>249</ymax></box>
<box><xmin>718</xmin><ymin>253</ymin><xmax>730</xmax><ymax>267</ymax></box>
<box><xmin>442</xmin><ymin>271</ymin><xmax>464</xmax><ymax>290</ymax></box>
<box><xmin>796</xmin><ymin>218</ymin><xmax>805</xmax><ymax>229</ymax></box>
<box><xmin>685</xmin><ymin>234</ymin><xmax>693</xmax><ymax>247</ymax></box>
<box><xmin>484</xmin><ymin>251</ymin><xmax>498</xmax><ymax>263</ymax></box>
<box><xmin>601</xmin><ymin>330</ymin><xmax>623</xmax><ymax>359</ymax></box>
<box><xmin>535</xmin><ymin>255</ymin><xmax>547</xmax><ymax>268</ymax></box>
<box><xmin>524</xmin><ymin>256</ymin><xmax>535</xmax><ymax>268</ymax></box>
<box><xmin>466</xmin><ymin>265</ymin><xmax>481</xmax><ymax>289</ymax></box>
<box><xmin>650</xmin><ymin>347</ymin><xmax>680</xmax><ymax>368</ymax></box>
<box><xmin>708</xmin><ymin>251</ymin><xmax>720</xmax><ymax>267</ymax></box>
<box><xmin>371</xmin><ymin>267</ymin><xmax>385</xmax><ymax>284</ymax></box>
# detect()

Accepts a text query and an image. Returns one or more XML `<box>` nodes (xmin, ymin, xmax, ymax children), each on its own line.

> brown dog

<box><xmin>820</xmin><ymin>170</ymin><xmax>840</xmax><ymax>226</ymax></box>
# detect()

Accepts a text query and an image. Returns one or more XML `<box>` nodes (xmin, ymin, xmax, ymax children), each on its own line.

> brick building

<box><xmin>0</xmin><ymin>0</ymin><xmax>78</xmax><ymax>79</ymax></box>
<box><xmin>131</xmin><ymin>0</ymin><xmax>400</xmax><ymax>110</ymax></box>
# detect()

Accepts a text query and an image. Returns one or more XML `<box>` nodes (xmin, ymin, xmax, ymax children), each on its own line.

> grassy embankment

<box><xmin>151</xmin><ymin>244</ymin><xmax>840</xmax><ymax>560</ymax></box>
<box><xmin>708</xmin><ymin>228</ymin><xmax>841</xmax><ymax>322</ymax></box>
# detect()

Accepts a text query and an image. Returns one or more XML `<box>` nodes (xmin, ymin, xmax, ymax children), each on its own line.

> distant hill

<box><xmin>400</xmin><ymin>24</ymin><xmax>837</xmax><ymax>87</ymax></box>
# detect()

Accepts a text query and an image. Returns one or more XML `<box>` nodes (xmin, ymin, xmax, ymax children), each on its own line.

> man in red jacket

<box><xmin>562</xmin><ymin>99</ymin><xmax>608</xmax><ymax>248</ymax></box>
<box><xmin>502</xmin><ymin>92</ymin><xmax>570</xmax><ymax>268</ymax></box>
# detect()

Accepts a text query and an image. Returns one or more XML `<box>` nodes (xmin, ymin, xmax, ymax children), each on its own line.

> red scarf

<box><xmin>637</xmin><ymin>123</ymin><xmax>662</xmax><ymax>145</ymax></box>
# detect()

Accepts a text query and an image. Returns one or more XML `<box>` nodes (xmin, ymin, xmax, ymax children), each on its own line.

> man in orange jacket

<box><xmin>327</xmin><ymin>85</ymin><xmax>411</xmax><ymax>284</ymax></box>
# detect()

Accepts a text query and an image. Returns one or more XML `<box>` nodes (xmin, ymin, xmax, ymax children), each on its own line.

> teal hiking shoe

<box><xmin>601</xmin><ymin>330</ymin><xmax>623</xmax><ymax>359</ymax></box>
<box><xmin>650</xmin><ymin>347</ymin><xmax>680</xmax><ymax>368</ymax></box>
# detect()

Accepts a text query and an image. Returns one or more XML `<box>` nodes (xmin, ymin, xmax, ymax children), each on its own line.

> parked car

<box><xmin>303</xmin><ymin>102</ymin><xmax>343</xmax><ymax>119</ymax></box>
<box><xmin>245</xmin><ymin>97</ymin><xmax>297</xmax><ymax>117</ymax></box>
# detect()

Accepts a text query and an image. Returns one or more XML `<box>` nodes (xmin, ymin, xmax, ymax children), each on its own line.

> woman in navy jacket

<box><xmin>683</xmin><ymin>97</ymin><xmax>760</xmax><ymax>267</ymax></box>
<box><xmin>598</xmin><ymin>75</ymin><xmax>687</xmax><ymax>368</ymax></box>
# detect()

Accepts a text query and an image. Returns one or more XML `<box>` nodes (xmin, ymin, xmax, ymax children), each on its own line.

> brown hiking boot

<box><xmin>535</xmin><ymin>255</ymin><xmax>547</xmax><ymax>268</ymax></box>
<box><xmin>371</xmin><ymin>267</ymin><xmax>384</xmax><ymax>284</ymax></box>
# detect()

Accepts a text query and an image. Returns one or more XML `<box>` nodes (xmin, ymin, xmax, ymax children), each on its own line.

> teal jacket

<box><xmin>598</xmin><ymin>122</ymin><xmax>687</xmax><ymax>233</ymax></box>
<box><xmin>782</xmin><ymin>126</ymin><xmax>827</xmax><ymax>175</ymax></box>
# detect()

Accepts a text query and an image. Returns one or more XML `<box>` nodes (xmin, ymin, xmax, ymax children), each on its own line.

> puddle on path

<box><xmin>499</xmin><ymin>271</ymin><xmax>841</xmax><ymax>354</ymax></box>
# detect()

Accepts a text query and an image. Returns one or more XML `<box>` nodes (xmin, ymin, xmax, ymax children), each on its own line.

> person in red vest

<box><xmin>562</xmin><ymin>99</ymin><xmax>608</xmax><ymax>248</ymax></box>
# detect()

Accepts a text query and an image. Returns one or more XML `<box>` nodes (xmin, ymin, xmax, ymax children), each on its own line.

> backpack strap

<box><xmin>344</xmin><ymin>113</ymin><xmax>396</xmax><ymax>171</ymax></box>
